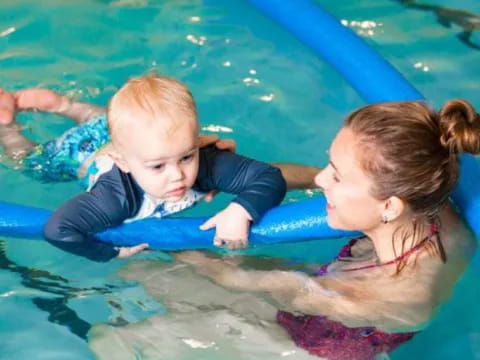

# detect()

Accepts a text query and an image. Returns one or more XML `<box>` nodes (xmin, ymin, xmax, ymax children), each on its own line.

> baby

<box><xmin>0</xmin><ymin>74</ymin><xmax>288</xmax><ymax>261</ymax></box>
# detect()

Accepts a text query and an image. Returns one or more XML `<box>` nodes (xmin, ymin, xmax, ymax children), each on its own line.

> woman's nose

<box><xmin>314</xmin><ymin>168</ymin><xmax>328</xmax><ymax>190</ymax></box>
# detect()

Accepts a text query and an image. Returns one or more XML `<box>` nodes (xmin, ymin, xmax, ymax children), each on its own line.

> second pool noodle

<box><xmin>0</xmin><ymin>0</ymin><xmax>479</xmax><ymax>249</ymax></box>
<box><xmin>245</xmin><ymin>0</ymin><xmax>480</xmax><ymax>237</ymax></box>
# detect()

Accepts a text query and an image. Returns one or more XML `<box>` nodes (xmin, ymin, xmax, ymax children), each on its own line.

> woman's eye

<box><xmin>331</xmin><ymin>169</ymin><xmax>340</xmax><ymax>183</ymax></box>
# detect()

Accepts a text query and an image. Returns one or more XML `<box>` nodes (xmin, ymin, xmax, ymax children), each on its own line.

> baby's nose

<box><xmin>169</xmin><ymin>165</ymin><xmax>184</xmax><ymax>181</ymax></box>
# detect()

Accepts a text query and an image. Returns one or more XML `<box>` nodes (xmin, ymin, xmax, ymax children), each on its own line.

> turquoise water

<box><xmin>0</xmin><ymin>0</ymin><xmax>479</xmax><ymax>359</ymax></box>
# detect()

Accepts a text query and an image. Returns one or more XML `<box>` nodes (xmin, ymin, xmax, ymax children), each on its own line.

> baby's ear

<box><xmin>109</xmin><ymin>150</ymin><xmax>130</xmax><ymax>173</ymax></box>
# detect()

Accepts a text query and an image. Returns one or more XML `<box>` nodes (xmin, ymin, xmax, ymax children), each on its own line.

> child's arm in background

<box><xmin>43</xmin><ymin>167</ymin><xmax>148</xmax><ymax>261</ymax></box>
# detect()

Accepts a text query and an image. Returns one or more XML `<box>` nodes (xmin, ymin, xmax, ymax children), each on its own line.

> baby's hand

<box><xmin>200</xmin><ymin>203</ymin><xmax>252</xmax><ymax>250</ymax></box>
<box><xmin>116</xmin><ymin>243</ymin><xmax>149</xmax><ymax>258</ymax></box>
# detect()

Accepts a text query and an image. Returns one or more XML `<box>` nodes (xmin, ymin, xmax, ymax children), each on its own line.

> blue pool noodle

<box><xmin>0</xmin><ymin>198</ymin><xmax>352</xmax><ymax>250</ymax></box>
<box><xmin>0</xmin><ymin>0</ymin><xmax>479</xmax><ymax>249</ymax></box>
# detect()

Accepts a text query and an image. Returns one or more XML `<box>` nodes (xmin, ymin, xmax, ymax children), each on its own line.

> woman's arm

<box><xmin>272</xmin><ymin>163</ymin><xmax>320</xmax><ymax>190</ymax></box>
<box><xmin>176</xmin><ymin>251</ymin><xmax>433</xmax><ymax>331</ymax></box>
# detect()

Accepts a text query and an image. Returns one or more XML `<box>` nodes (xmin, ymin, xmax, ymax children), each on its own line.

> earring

<box><xmin>381</xmin><ymin>215</ymin><xmax>389</xmax><ymax>224</ymax></box>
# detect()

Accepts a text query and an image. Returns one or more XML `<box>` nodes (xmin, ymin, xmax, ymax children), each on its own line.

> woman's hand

<box><xmin>198</xmin><ymin>134</ymin><xmax>236</xmax><ymax>153</ymax></box>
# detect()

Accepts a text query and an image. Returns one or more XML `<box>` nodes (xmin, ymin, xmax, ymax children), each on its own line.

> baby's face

<box><xmin>116</xmin><ymin>118</ymin><xmax>200</xmax><ymax>202</ymax></box>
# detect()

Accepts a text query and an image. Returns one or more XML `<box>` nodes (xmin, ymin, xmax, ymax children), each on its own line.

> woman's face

<box><xmin>315</xmin><ymin>127</ymin><xmax>385</xmax><ymax>232</ymax></box>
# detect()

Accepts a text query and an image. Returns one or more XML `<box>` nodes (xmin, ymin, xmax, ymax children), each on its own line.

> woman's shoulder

<box><xmin>411</xmin><ymin>204</ymin><xmax>477</xmax><ymax>306</ymax></box>
<box><xmin>439</xmin><ymin>203</ymin><xmax>477</xmax><ymax>257</ymax></box>
<box><xmin>349</xmin><ymin>236</ymin><xmax>375</xmax><ymax>257</ymax></box>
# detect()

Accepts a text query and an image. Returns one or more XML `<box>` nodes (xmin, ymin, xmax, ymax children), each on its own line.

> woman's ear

<box><xmin>109</xmin><ymin>150</ymin><xmax>130</xmax><ymax>173</ymax></box>
<box><xmin>382</xmin><ymin>196</ymin><xmax>406</xmax><ymax>223</ymax></box>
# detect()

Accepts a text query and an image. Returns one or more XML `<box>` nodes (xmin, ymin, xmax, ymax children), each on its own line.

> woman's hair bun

<box><xmin>438</xmin><ymin>99</ymin><xmax>480</xmax><ymax>154</ymax></box>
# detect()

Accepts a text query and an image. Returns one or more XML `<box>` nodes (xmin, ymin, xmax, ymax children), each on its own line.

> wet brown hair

<box><xmin>345</xmin><ymin>99</ymin><xmax>480</xmax><ymax>272</ymax></box>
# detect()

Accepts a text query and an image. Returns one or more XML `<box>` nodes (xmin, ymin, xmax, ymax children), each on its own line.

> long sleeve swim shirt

<box><xmin>43</xmin><ymin>146</ymin><xmax>287</xmax><ymax>262</ymax></box>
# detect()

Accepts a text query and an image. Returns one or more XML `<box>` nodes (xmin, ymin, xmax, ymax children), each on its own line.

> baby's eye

<box><xmin>151</xmin><ymin>163</ymin><xmax>165</xmax><ymax>171</ymax></box>
<box><xmin>181</xmin><ymin>154</ymin><xmax>194</xmax><ymax>162</ymax></box>
<box><xmin>333</xmin><ymin>174</ymin><xmax>340</xmax><ymax>183</ymax></box>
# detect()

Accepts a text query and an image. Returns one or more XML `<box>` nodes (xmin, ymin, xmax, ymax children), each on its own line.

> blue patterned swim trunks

<box><xmin>22</xmin><ymin>114</ymin><xmax>110</xmax><ymax>183</ymax></box>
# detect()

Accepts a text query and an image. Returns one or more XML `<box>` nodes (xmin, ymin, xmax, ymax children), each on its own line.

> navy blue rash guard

<box><xmin>43</xmin><ymin>146</ymin><xmax>287</xmax><ymax>262</ymax></box>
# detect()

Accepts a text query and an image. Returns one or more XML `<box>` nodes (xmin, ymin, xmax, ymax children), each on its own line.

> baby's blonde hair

<box><xmin>107</xmin><ymin>73</ymin><xmax>198</xmax><ymax>147</ymax></box>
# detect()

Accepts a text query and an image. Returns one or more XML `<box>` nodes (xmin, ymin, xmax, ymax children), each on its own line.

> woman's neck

<box><xmin>364</xmin><ymin>216</ymin><xmax>431</xmax><ymax>264</ymax></box>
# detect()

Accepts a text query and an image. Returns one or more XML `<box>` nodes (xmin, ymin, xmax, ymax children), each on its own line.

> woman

<box><xmin>177</xmin><ymin>99</ymin><xmax>479</xmax><ymax>359</ymax></box>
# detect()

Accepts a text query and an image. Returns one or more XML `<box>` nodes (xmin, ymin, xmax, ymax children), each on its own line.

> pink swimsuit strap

<box><xmin>315</xmin><ymin>223</ymin><xmax>439</xmax><ymax>276</ymax></box>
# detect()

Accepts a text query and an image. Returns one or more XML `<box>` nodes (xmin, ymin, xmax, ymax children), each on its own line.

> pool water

<box><xmin>0</xmin><ymin>0</ymin><xmax>479</xmax><ymax>359</ymax></box>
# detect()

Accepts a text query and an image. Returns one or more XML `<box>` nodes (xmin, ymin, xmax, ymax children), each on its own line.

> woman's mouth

<box><xmin>326</xmin><ymin>200</ymin><xmax>335</xmax><ymax>211</ymax></box>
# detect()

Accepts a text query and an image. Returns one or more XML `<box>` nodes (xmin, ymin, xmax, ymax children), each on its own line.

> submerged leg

<box><xmin>0</xmin><ymin>122</ymin><xmax>36</xmax><ymax>161</ymax></box>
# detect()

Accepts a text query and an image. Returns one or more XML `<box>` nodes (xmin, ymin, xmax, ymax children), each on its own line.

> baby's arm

<box><xmin>196</xmin><ymin>147</ymin><xmax>287</xmax><ymax>249</ymax></box>
<box><xmin>272</xmin><ymin>163</ymin><xmax>320</xmax><ymax>190</ymax></box>
<box><xmin>44</xmin><ymin>190</ymin><xmax>124</xmax><ymax>261</ymax></box>
<box><xmin>44</xmin><ymin>170</ymin><xmax>147</xmax><ymax>261</ymax></box>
